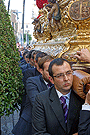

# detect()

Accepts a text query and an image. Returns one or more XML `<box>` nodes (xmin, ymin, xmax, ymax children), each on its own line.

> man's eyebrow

<box><xmin>56</xmin><ymin>70</ymin><xmax>72</xmax><ymax>75</ymax></box>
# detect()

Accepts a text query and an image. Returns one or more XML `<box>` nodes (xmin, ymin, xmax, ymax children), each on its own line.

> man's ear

<box><xmin>30</xmin><ymin>58</ymin><xmax>34</xmax><ymax>63</ymax></box>
<box><xmin>39</xmin><ymin>68</ymin><xmax>43</xmax><ymax>75</ymax></box>
<box><xmin>35</xmin><ymin>60</ymin><xmax>37</xmax><ymax>67</ymax></box>
<box><xmin>49</xmin><ymin>76</ymin><xmax>54</xmax><ymax>84</ymax></box>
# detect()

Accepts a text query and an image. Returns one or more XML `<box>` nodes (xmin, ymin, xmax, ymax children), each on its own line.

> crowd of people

<box><xmin>12</xmin><ymin>45</ymin><xmax>90</xmax><ymax>135</ymax></box>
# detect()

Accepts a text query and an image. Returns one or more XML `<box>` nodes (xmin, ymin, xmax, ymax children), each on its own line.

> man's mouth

<box><xmin>64</xmin><ymin>83</ymin><xmax>70</xmax><ymax>87</ymax></box>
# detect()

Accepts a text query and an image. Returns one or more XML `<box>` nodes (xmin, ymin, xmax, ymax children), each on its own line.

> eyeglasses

<box><xmin>53</xmin><ymin>70</ymin><xmax>73</xmax><ymax>79</ymax></box>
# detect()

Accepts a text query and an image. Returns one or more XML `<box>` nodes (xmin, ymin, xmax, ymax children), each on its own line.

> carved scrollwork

<box><xmin>33</xmin><ymin>0</ymin><xmax>90</xmax><ymax>66</ymax></box>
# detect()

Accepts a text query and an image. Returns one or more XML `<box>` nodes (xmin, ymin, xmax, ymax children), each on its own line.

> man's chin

<box><xmin>44</xmin><ymin>78</ymin><xmax>50</xmax><ymax>83</ymax></box>
<box><xmin>63</xmin><ymin>86</ymin><xmax>71</xmax><ymax>91</ymax></box>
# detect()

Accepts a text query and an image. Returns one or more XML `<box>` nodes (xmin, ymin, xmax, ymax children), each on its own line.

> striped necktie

<box><xmin>47</xmin><ymin>83</ymin><xmax>50</xmax><ymax>88</ymax></box>
<box><xmin>60</xmin><ymin>96</ymin><xmax>68</xmax><ymax>123</ymax></box>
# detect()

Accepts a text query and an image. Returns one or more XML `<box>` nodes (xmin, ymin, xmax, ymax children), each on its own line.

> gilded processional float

<box><xmin>33</xmin><ymin>0</ymin><xmax>90</xmax><ymax>99</ymax></box>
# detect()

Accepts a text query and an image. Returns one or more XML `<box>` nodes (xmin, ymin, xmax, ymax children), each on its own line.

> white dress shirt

<box><xmin>56</xmin><ymin>89</ymin><xmax>71</xmax><ymax>109</ymax></box>
<box><xmin>82</xmin><ymin>103</ymin><xmax>90</xmax><ymax>111</ymax></box>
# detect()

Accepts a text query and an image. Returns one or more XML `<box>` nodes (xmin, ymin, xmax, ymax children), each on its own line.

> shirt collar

<box><xmin>43</xmin><ymin>79</ymin><xmax>48</xmax><ymax>85</ymax></box>
<box><xmin>56</xmin><ymin>89</ymin><xmax>71</xmax><ymax>100</ymax></box>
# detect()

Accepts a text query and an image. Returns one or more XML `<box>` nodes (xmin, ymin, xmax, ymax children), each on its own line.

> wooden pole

<box><xmin>8</xmin><ymin>0</ymin><xmax>10</xmax><ymax>13</ymax></box>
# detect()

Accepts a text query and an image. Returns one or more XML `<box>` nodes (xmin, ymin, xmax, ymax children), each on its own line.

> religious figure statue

<box><xmin>48</xmin><ymin>0</ymin><xmax>61</xmax><ymax>31</ymax></box>
<box><xmin>34</xmin><ymin>18</ymin><xmax>41</xmax><ymax>33</ymax></box>
<box><xmin>45</xmin><ymin>4</ymin><xmax>53</xmax><ymax>32</ymax></box>
<box><xmin>32</xmin><ymin>18</ymin><xmax>42</xmax><ymax>41</ymax></box>
<box><xmin>45</xmin><ymin>4</ymin><xmax>52</xmax><ymax>12</ymax></box>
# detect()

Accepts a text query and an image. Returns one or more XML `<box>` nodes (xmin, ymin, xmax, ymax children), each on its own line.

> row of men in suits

<box><xmin>19</xmin><ymin>50</ymin><xmax>43</xmax><ymax>118</ymax></box>
<box><xmin>31</xmin><ymin>49</ymin><xmax>90</xmax><ymax>135</ymax></box>
<box><xmin>19</xmin><ymin>49</ymin><xmax>83</xmax><ymax>135</ymax></box>
<box><xmin>13</xmin><ymin>47</ymin><xmax>90</xmax><ymax>135</ymax></box>
<box><xmin>32</xmin><ymin>58</ymin><xmax>84</xmax><ymax>135</ymax></box>
<box><xmin>12</xmin><ymin>49</ymin><xmax>54</xmax><ymax>135</ymax></box>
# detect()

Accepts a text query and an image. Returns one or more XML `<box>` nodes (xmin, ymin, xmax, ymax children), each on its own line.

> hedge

<box><xmin>0</xmin><ymin>0</ymin><xmax>24</xmax><ymax>116</ymax></box>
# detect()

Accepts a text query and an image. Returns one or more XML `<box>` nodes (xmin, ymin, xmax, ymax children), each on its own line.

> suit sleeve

<box><xmin>78</xmin><ymin>110</ymin><xmax>90</xmax><ymax>135</ymax></box>
<box><xmin>32</xmin><ymin>95</ymin><xmax>51</xmax><ymax>135</ymax></box>
<box><xmin>23</xmin><ymin>69</ymin><xmax>33</xmax><ymax>88</ymax></box>
<box><xmin>26</xmin><ymin>77</ymin><xmax>39</xmax><ymax>106</ymax></box>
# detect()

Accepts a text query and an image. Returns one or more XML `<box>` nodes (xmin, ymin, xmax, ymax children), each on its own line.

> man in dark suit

<box><xmin>12</xmin><ymin>55</ymin><xmax>53</xmax><ymax>135</ymax></box>
<box><xmin>19</xmin><ymin>51</ymin><xmax>46</xmax><ymax>119</ymax></box>
<box><xmin>19</xmin><ymin>49</ymin><xmax>29</xmax><ymax>67</ymax></box>
<box><xmin>78</xmin><ymin>90</ymin><xmax>90</xmax><ymax>135</ymax></box>
<box><xmin>32</xmin><ymin>58</ymin><xmax>84</xmax><ymax>135</ymax></box>
<box><xmin>26</xmin><ymin>55</ymin><xmax>53</xmax><ymax>103</ymax></box>
<box><xmin>31</xmin><ymin>50</ymin><xmax>41</xmax><ymax>67</ymax></box>
<box><xmin>20</xmin><ymin>50</ymin><xmax>35</xmax><ymax>73</ymax></box>
<box><xmin>21</xmin><ymin>52</ymin><xmax>47</xmax><ymax>116</ymax></box>
<box><xmin>20</xmin><ymin>52</ymin><xmax>47</xmax><ymax>118</ymax></box>
<box><xmin>23</xmin><ymin>51</ymin><xmax>47</xmax><ymax>87</ymax></box>
<box><xmin>21</xmin><ymin>50</ymin><xmax>40</xmax><ymax>73</ymax></box>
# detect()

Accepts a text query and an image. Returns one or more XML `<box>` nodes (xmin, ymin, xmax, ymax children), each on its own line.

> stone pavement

<box><xmin>1</xmin><ymin>110</ymin><xmax>20</xmax><ymax>135</ymax></box>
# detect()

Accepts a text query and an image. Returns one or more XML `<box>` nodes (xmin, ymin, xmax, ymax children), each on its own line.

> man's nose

<box><xmin>63</xmin><ymin>74</ymin><xmax>68</xmax><ymax>80</ymax></box>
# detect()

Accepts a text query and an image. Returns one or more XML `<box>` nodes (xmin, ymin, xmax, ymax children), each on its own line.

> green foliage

<box><xmin>24</xmin><ymin>33</ymin><xmax>32</xmax><ymax>43</ymax></box>
<box><xmin>0</xmin><ymin>0</ymin><xmax>24</xmax><ymax>116</ymax></box>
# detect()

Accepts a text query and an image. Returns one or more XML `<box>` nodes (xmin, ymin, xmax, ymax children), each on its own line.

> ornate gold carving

<box><xmin>33</xmin><ymin>0</ymin><xmax>90</xmax><ymax>66</ymax></box>
<box><xmin>69</xmin><ymin>0</ymin><xmax>90</xmax><ymax>21</ymax></box>
<box><xmin>61</xmin><ymin>0</ymin><xmax>90</xmax><ymax>62</ymax></box>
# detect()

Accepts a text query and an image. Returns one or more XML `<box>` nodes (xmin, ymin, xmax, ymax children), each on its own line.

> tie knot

<box><xmin>60</xmin><ymin>96</ymin><xmax>66</xmax><ymax>104</ymax></box>
<box><xmin>47</xmin><ymin>83</ymin><xmax>50</xmax><ymax>88</ymax></box>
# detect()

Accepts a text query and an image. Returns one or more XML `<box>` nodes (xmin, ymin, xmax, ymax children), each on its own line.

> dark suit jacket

<box><xmin>26</xmin><ymin>75</ymin><xmax>48</xmax><ymax>106</ymax></box>
<box><xmin>20</xmin><ymin>68</ymin><xmax>41</xmax><ymax>117</ymax></box>
<box><xmin>13</xmin><ymin>75</ymin><xmax>48</xmax><ymax>135</ymax></box>
<box><xmin>23</xmin><ymin>67</ymin><xmax>41</xmax><ymax>87</ymax></box>
<box><xmin>78</xmin><ymin>110</ymin><xmax>90</xmax><ymax>135</ymax></box>
<box><xmin>21</xmin><ymin>75</ymin><xmax>48</xmax><ymax>122</ymax></box>
<box><xmin>19</xmin><ymin>57</ymin><xmax>27</xmax><ymax>67</ymax></box>
<box><xmin>32</xmin><ymin>86</ymin><xmax>84</xmax><ymax>135</ymax></box>
<box><xmin>21</xmin><ymin>63</ymin><xmax>33</xmax><ymax>74</ymax></box>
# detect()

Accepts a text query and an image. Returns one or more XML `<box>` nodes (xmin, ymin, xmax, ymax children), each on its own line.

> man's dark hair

<box><xmin>35</xmin><ymin>52</ymin><xmax>48</xmax><ymax>63</ymax></box>
<box><xmin>26</xmin><ymin>50</ymin><xmax>35</xmax><ymax>59</ymax></box>
<box><xmin>31</xmin><ymin>50</ymin><xmax>41</xmax><ymax>60</ymax></box>
<box><xmin>48</xmin><ymin>58</ymin><xmax>72</xmax><ymax>78</ymax></box>
<box><xmin>38</xmin><ymin>55</ymin><xmax>53</xmax><ymax>70</ymax></box>
<box><xmin>23</xmin><ymin>49</ymin><xmax>29</xmax><ymax>57</ymax></box>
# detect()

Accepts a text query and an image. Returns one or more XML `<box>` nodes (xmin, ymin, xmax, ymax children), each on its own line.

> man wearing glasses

<box><xmin>32</xmin><ymin>58</ymin><xmax>84</xmax><ymax>135</ymax></box>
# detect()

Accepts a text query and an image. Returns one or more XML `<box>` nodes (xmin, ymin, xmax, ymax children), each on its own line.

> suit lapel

<box><xmin>49</xmin><ymin>87</ymin><xmax>66</xmax><ymax>132</ymax></box>
<box><xmin>38</xmin><ymin>75</ymin><xmax>47</xmax><ymax>92</ymax></box>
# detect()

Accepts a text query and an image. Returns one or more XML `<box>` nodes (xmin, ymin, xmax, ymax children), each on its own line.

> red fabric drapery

<box><xmin>36</xmin><ymin>0</ymin><xmax>48</xmax><ymax>9</ymax></box>
<box><xmin>37</xmin><ymin>14</ymin><xmax>41</xmax><ymax>19</ymax></box>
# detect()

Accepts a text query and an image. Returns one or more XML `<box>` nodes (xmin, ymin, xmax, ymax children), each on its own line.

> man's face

<box><xmin>28</xmin><ymin>47</ymin><xmax>31</xmax><ymax>51</ymax></box>
<box><xmin>41</xmin><ymin>61</ymin><xmax>51</xmax><ymax>82</ymax></box>
<box><xmin>30</xmin><ymin>54</ymin><xmax>36</xmax><ymax>67</ymax></box>
<box><xmin>33</xmin><ymin>54</ymin><xmax>36</xmax><ymax>64</ymax></box>
<box><xmin>50</xmin><ymin>61</ymin><xmax>73</xmax><ymax>95</ymax></box>
<box><xmin>35</xmin><ymin>57</ymin><xmax>41</xmax><ymax>71</ymax></box>
<box><xmin>26</xmin><ymin>57</ymin><xmax>29</xmax><ymax>63</ymax></box>
<box><xmin>24</xmin><ymin>54</ymin><xmax>28</xmax><ymax>62</ymax></box>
